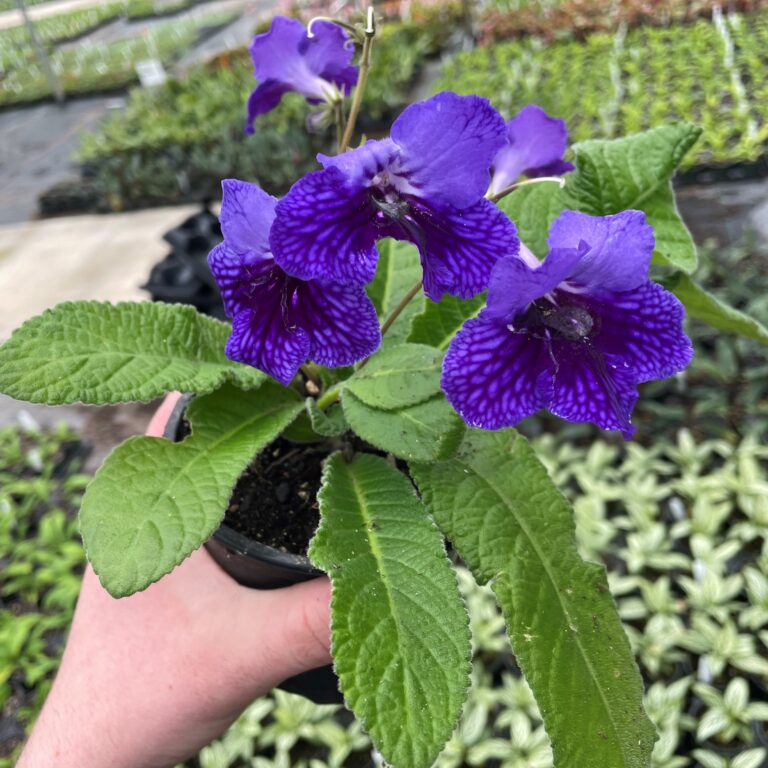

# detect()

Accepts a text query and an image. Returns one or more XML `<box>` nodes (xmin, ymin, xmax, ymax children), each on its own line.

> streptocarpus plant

<box><xmin>2</xmin><ymin>10</ymin><xmax>768</xmax><ymax>768</ymax></box>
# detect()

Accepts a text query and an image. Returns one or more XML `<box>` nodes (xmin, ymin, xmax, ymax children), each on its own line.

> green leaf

<box><xmin>408</xmin><ymin>295</ymin><xmax>486</xmax><ymax>350</ymax></box>
<box><xmin>660</xmin><ymin>272</ymin><xmax>768</xmax><ymax>345</ymax></box>
<box><xmin>309</xmin><ymin>453</ymin><xmax>471</xmax><ymax>768</ymax></box>
<box><xmin>341</xmin><ymin>390</ymin><xmax>464</xmax><ymax>462</ymax></box>
<box><xmin>80</xmin><ymin>383</ymin><xmax>303</xmax><ymax>596</ymax></box>
<box><xmin>497</xmin><ymin>182</ymin><xmax>567</xmax><ymax>259</ymax></box>
<box><xmin>497</xmin><ymin>124</ymin><xmax>700</xmax><ymax>271</ymax></box>
<box><xmin>411</xmin><ymin>430</ymin><xmax>656</xmax><ymax>768</ymax></box>
<box><xmin>0</xmin><ymin>301</ymin><xmax>264</xmax><ymax>405</ymax></box>
<box><xmin>346</xmin><ymin>344</ymin><xmax>443</xmax><ymax>410</ymax></box>
<box><xmin>565</xmin><ymin>123</ymin><xmax>701</xmax><ymax>271</ymax></box>
<box><xmin>367</xmin><ymin>239</ymin><xmax>425</xmax><ymax>345</ymax></box>
<box><xmin>643</xmin><ymin>184</ymin><xmax>697</xmax><ymax>272</ymax></box>
<box><xmin>306</xmin><ymin>397</ymin><xmax>349</xmax><ymax>436</ymax></box>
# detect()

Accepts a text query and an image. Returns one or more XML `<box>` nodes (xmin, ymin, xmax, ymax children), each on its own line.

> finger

<box><xmin>247</xmin><ymin>577</ymin><xmax>332</xmax><ymax>684</ymax></box>
<box><xmin>145</xmin><ymin>392</ymin><xmax>182</xmax><ymax>437</ymax></box>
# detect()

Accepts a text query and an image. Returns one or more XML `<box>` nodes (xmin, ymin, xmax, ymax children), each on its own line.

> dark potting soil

<box><xmin>224</xmin><ymin>438</ymin><xmax>330</xmax><ymax>556</ymax></box>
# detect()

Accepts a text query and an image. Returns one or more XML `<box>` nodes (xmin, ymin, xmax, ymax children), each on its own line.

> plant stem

<box><xmin>339</xmin><ymin>9</ymin><xmax>375</xmax><ymax>153</ymax></box>
<box><xmin>316</xmin><ymin>387</ymin><xmax>340</xmax><ymax>409</ymax></box>
<box><xmin>487</xmin><ymin>175</ymin><xmax>566</xmax><ymax>204</ymax></box>
<box><xmin>355</xmin><ymin>279</ymin><xmax>422</xmax><ymax>372</ymax></box>
<box><xmin>380</xmin><ymin>279</ymin><xmax>423</xmax><ymax>338</ymax></box>
<box><xmin>334</xmin><ymin>100</ymin><xmax>345</xmax><ymax>149</ymax></box>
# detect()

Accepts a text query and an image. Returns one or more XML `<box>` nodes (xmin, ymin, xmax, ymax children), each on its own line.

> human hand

<box><xmin>17</xmin><ymin>394</ymin><xmax>332</xmax><ymax>768</ymax></box>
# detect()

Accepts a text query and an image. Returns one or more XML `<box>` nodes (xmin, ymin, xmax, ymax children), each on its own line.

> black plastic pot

<box><xmin>163</xmin><ymin>396</ymin><xmax>343</xmax><ymax>705</ymax></box>
<box><xmin>143</xmin><ymin>205</ymin><xmax>226</xmax><ymax>320</ymax></box>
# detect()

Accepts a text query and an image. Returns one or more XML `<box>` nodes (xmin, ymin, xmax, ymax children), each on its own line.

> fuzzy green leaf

<box><xmin>497</xmin><ymin>182</ymin><xmax>567</xmax><ymax>259</ymax></box>
<box><xmin>661</xmin><ymin>271</ymin><xmax>768</xmax><ymax>345</ymax></box>
<box><xmin>367</xmin><ymin>239</ymin><xmax>425</xmax><ymax>345</ymax></box>
<box><xmin>0</xmin><ymin>301</ymin><xmax>264</xmax><ymax>405</ymax></box>
<box><xmin>411</xmin><ymin>430</ymin><xmax>656</xmax><ymax>768</ymax></box>
<box><xmin>643</xmin><ymin>184</ymin><xmax>697</xmax><ymax>272</ymax></box>
<box><xmin>566</xmin><ymin>123</ymin><xmax>701</xmax><ymax>271</ymax></box>
<box><xmin>341</xmin><ymin>390</ymin><xmax>464</xmax><ymax>463</ymax></box>
<box><xmin>346</xmin><ymin>344</ymin><xmax>443</xmax><ymax>411</ymax></box>
<box><xmin>306</xmin><ymin>397</ymin><xmax>349</xmax><ymax>436</ymax></box>
<box><xmin>309</xmin><ymin>453</ymin><xmax>471</xmax><ymax>768</ymax></box>
<box><xmin>80</xmin><ymin>383</ymin><xmax>303</xmax><ymax>596</ymax></box>
<box><xmin>408</xmin><ymin>295</ymin><xmax>486</xmax><ymax>350</ymax></box>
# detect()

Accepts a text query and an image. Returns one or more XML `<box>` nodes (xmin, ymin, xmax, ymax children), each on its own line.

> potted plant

<box><xmin>2</xmin><ymin>10</ymin><xmax>768</xmax><ymax>768</ymax></box>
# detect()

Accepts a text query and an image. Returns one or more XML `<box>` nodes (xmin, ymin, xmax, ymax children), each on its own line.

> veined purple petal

<box><xmin>297</xmin><ymin>280</ymin><xmax>381</xmax><ymax>367</ymax></box>
<box><xmin>219</xmin><ymin>179</ymin><xmax>276</xmax><ymax>255</ymax></box>
<box><xmin>548</xmin><ymin>344</ymin><xmax>639</xmax><ymax>439</ymax></box>
<box><xmin>442</xmin><ymin>315</ymin><xmax>552</xmax><ymax>429</ymax></box>
<box><xmin>583</xmin><ymin>281</ymin><xmax>693</xmax><ymax>382</ymax></box>
<box><xmin>489</xmin><ymin>105</ymin><xmax>573</xmax><ymax>195</ymax></box>
<box><xmin>318</xmin><ymin>139</ymin><xmax>399</xmax><ymax>189</ymax></box>
<box><xmin>271</xmin><ymin>167</ymin><xmax>380</xmax><ymax>285</ymax></box>
<box><xmin>208</xmin><ymin>242</ymin><xmax>273</xmax><ymax>317</ymax></box>
<box><xmin>403</xmin><ymin>197</ymin><xmax>520</xmax><ymax>301</ymax></box>
<box><xmin>245</xmin><ymin>80</ymin><xmax>291</xmax><ymax>134</ymax></box>
<box><xmin>390</xmin><ymin>92</ymin><xmax>507</xmax><ymax>209</ymax></box>
<box><xmin>226</xmin><ymin>302</ymin><xmax>311</xmax><ymax>387</ymax></box>
<box><xmin>483</xmin><ymin>245</ymin><xmax>587</xmax><ymax>324</ymax></box>
<box><xmin>547</xmin><ymin>210</ymin><xmax>655</xmax><ymax>294</ymax></box>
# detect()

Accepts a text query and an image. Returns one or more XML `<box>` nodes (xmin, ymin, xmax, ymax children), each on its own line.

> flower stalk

<box><xmin>380</xmin><ymin>279</ymin><xmax>423</xmax><ymax>338</ymax></box>
<box><xmin>339</xmin><ymin>8</ymin><xmax>376</xmax><ymax>153</ymax></box>
<box><xmin>487</xmin><ymin>175</ymin><xmax>567</xmax><ymax>204</ymax></box>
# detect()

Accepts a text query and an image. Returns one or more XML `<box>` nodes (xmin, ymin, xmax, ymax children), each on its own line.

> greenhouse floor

<box><xmin>0</xmin><ymin>96</ymin><xmax>124</xmax><ymax>226</ymax></box>
<box><xmin>0</xmin><ymin>204</ymin><xmax>199</xmax><ymax>464</ymax></box>
<box><xmin>0</xmin><ymin>203</ymin><xmax>199</xmax><ymax>341</ymax></box>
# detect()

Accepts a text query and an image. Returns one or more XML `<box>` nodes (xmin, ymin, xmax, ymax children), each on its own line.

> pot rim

<box><xmin>164</xmin><ymin>392</ymin><xmax>323</xmax><ymax>577</ymax></box>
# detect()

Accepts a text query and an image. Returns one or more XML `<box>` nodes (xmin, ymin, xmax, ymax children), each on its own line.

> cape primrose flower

<box><xmin>270</xmin><ymin>91</ymin><xmax>520</xmax><ymax>301</ymax></box>
<box><xmin>488</xmin><ymin>105</ymin><xmax>575</xmax><ymax>197</ymax></box>
<box><xmin>442</xmin><ymin>210</ymin><xmax>693</xmax><ymax>438</ymax></box>
<box><xmin>245</xmin><ymin>16</ymin><xmax>358</xmax><ymax>134</ymax></box>
<box><xmin>208</xmin><ymin>179</ymin><xmax>380</xmax><ymax>385</ymax></box>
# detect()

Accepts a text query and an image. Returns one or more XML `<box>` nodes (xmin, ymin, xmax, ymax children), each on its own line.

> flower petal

<box><xmin>489</xmin><ymin>105</ymin><xmax>573</xmax><ymax>195</ymax></box>
<box><xmin>318</xmin><ymin>138</ymin><xmax>399</xmax><ymax>188</ymax></box>
<box><xmin>484</xmin><ymin>245</ymin><xmax>586</xmax><ymax>324</ymax></box>
<box><xmin>404</xmin><ymin>197</ymin><xmax>519</xmax><ymax>301</ymax></box>
<box><xmin>548</xmin><ymin>342</ymin><xmax>639</xmax><ymax>439</ymax></box>
<box><xmin>304</xmin><ymin>20</ymin><xmax>358</xmax><ymax>94</ymax></box>
<box><xmin>219</xmin><ymin>179</ymin><xmax>276</xmax><ymax>254</ymax></box>
<box><xmin>249</xmin><ymin>17</ymin><xmax>327</xmax><ymax>99</ymax></box>
<box><xmin>245</xmin><ymin>80</ymin><xmax>291</xmax><ymax>132</ymax></box>
<box><xmin>442</xmin><ymin>315</ymin><xmax>552</xmax><ymax>429</ymax></box>
<box><xmin>547</xmin><ymin>210</ymin><xmax>655</xmax><ymax>293</ymax></box>
<box><xmin>297</xmin><ymin>280</ymin><xmax>381</xmax><ymax>367</ymax></box>
<box><xmin>207</xmin><ymin>243</ymin><xmax>274</xmax><ymax>317</ymax></box>
<box><xmin>227</xmin><ymin>303</ymin><xmax>311</xmax><ymax>387</ymax></box>
<box><xmin>584</xmin><ymin>281</ymin><xmax>693</xmax><ymax>382</ymax></box>
<box><xmin>391</xmin><ymin>92</ymin><xmax>507</xmax><ymax>209</ymax></box>
<box><xmin>271</xmin><ymin>167</ymin><xmax>380</xmax><ymax>285</ymax></box>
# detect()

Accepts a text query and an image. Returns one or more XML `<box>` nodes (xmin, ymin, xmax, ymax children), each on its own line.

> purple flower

<box><xmin>208</xmin><ymin>179</ymin><xmax>380</xmax><ymax>385</ymax></box>
<box><xmin>441</xmin><ymin>210</ymin><xmax>693</xmax><ymax>439</ymax></box>
<box><xmin>246</xmin><ymin>16</ymin><xmax>358</xmax><ymax>134</ymax></box>
<box><xmin>270</xmin><ymin>92</ymin><xmax>520</xmax><ymax>301</ymax></box>
<box><xmin>488</xmin><ymin>105</ymin><xmax>575</xmax><ymax>197</ymax></box>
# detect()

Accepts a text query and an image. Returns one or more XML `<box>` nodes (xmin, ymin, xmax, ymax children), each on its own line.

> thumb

<box><xmin>245</xmin><ymin>577</ymin><xmax>333</xmax><ymax>687</ymax></box>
